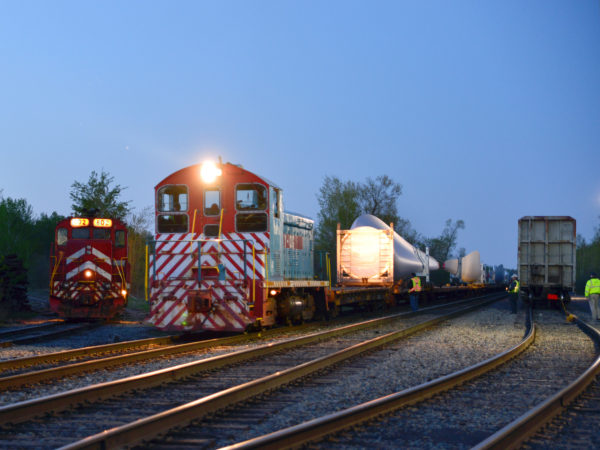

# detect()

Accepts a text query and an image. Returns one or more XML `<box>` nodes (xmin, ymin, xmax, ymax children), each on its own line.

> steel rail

<box><xmin>473</xmin><ymin>314</ymin><xmax>600</xmax><ymax>450</ymax></box>
<box><xmin>219</xmin><ymin>307</ymin><xmax>535</xmax><ymax>450</ymax></box>
<box><xmin>0</xmin><ymin>323</ymin><xmax>315</xmax><ymax>390</ymax></box>
<box><xmin>0</xmin><ymin>322</ymin><xmax>98</xmax><ymax>348</ymax></box>
<box><xmin>0</xmin><ymin>335</ymin><xmax>176</xmax><ymax>372</ymax></box>
<box><xmin>0</xmin><ymin>321</ymin><xmax>64</xmax><ymax>338</ymax></box>
<box><xmin>58</xmin><ymin>295</ymin><xmax>503</xmax><ymax>450</ymax></box>
<box><xmin>0</xmin><ymin>306</ymin><xmax>418</xmax><ymax>426</ymax></box>
<box><xmin>0</xmin><ymin>292</ymin><xmax>499</xmax><ymax>391</ymax></box>
<box><xmin>0</xmin><ymin>299</ymin><xmax>447</xmax><ymax>427</ymax></box>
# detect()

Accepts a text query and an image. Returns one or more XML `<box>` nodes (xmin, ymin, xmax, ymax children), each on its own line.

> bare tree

<box><xmin>424</xmin><ymin>218</ymin><xmax>466</xmax><ymax>263</ymax></box>
<box><xmin>358</xmin><ymin>175</ymin><xmax>402</xmax><ymax>226</ymax></box>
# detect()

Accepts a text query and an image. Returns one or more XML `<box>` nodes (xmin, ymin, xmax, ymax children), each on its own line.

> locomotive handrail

<box><xmin>115</xmin><ymin>257</ymin><xmax>128</xmax><ymax>291</ymax></box>
<box><xmin>49</xmin><ymin>253</ymin><xmax>63</xmax><ymax>291</ymax></box>
<box><xmin>145</xmin><ymin>244</ymin><xmax>149</xmax><ymax>301</ymax></box>
<box><xmin>264</xmin><ymin>249</ymin><xmax>268</xmax><ymax>284</ymax></box>
<box><xmin>150</xmin><ymin>237</ymin><xmax>263</xmax><ymax>288</ymax></box>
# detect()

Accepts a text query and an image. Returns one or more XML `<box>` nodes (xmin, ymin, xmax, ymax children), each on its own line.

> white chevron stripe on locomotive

<box><xmin>65</xmin><ymin>246</ymin><xmax>111</xmax><ymax>263</ymax></box>
<box><xmin>66</xmin><ymin>260</ymin><xmax>112</xmax><ymax>281</ymax></box>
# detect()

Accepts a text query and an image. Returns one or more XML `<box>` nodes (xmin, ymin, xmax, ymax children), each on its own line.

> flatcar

<box><xmin>49</xmin><ymin>217</ymin><xmax>129</xmax><ymax>319</ymax></box>
<box><xmin>146</xmin><ymin>161</ymin><xmax>330</xmax><ymax>332</ymax></box>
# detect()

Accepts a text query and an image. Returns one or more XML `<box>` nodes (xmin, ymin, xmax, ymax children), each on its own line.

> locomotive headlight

<box><xmin>84</xmin><ymin>269</ymin><xmax>93</xmax><ymax>278</ymax></box>
<box><xmin>121</xmin><ymin>289</ymin><xmax>128</xmax><ymax>297</ymax></box>
<box><xmin>200</xmin><ymin>161</ymin><xmax>222</xmax><ymax>183</ymax></box>
<box><xmin>269</xmin><ymin>289</ymin><xmax>278</xmax><ymax>297</ymax></box>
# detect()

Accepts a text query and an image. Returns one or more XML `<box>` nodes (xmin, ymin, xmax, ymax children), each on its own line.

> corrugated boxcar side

<box><xmin>518</xmin><ymin>216</ymin><xmax>576</xmax><ymax>290</ymax></box>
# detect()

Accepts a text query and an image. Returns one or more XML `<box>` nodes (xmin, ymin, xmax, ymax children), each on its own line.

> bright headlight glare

<box><xmin>200</xmin><ymin>161</ymin><xmax>222</xmax><ymax>183</ymax></box>
<box><xmin>84</xmin><ymin>269</ymin><xmax>93</xmax><ymax>278</ymax></box>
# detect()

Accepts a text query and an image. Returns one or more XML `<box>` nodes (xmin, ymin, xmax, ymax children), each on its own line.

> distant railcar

<box><xmin>49</xmin><ymin>217</ymin><xmax>129</xmax><ymax>319</ymax></box>
<box><xmin>518</xmin><ymin>216</ymin><xmax>576</xmax><ymax>305</ymax></box>
<box><xmin>147</xmin><ymin>161</ymin><xmax>329</xmax><ymax>332</ymax></box>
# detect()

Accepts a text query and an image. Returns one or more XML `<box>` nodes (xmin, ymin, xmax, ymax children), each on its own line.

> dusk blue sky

<box><xmin>1</xmin><ymin>1</ymin><xmax>599</xmax><ymax>269</ymax></box>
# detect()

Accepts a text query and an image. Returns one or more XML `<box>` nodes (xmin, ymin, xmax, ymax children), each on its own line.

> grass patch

<box><xmin>127</xmin><ymin>295</ymin><xmax>150</xmax><ymax>313</ymax></box>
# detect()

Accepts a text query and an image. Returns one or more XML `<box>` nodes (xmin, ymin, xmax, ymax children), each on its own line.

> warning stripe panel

<box><xmin>148</xmin><ymin>232</ymin><xmax>272</xmax><ymax>331</ymax></box>
<box><xmin>148</xmin><ymin>280</ymin><xmax>252</xmax><ymax>332</ymax></box>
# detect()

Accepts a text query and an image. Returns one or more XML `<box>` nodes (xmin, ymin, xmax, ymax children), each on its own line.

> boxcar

<box><xmin>518</xmin><ymin>216</ymin><xmax>576</xmax><ymax>304</ymax></box>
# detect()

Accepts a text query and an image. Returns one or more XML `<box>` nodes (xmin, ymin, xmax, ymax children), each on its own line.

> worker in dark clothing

<box><xmin>507</xmin><ymin>274</ymin><xmax>519</xmax><ymax>314</ymax></box>
<box><xmin>408</xmin><ymin>273</ymin><xmax>421</xmax><ymax>312</ymax></box>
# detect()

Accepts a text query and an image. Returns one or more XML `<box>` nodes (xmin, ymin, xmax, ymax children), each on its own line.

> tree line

<box><xmin>1</xmin><ymin>170</ymin><xmax>470</xmax><ymax>308</ymax></box>
<box><xmin>0</xmin><ymin>171</ymin><xmax>151</xmax><ymax>306</ymax></box>
<box><xmin>6</xmin><ymin>169</ymin><xmax>595</xmax><ymax>308</ymax></box>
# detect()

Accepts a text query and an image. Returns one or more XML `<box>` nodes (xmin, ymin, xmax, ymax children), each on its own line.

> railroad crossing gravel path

<box><xmin>141</xmin><ymin>299</ymin><xmax>525</xmax><ymax>449</ymax></box>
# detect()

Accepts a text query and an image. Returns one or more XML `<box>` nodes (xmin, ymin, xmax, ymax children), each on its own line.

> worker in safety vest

<box><xmin>507</xmin><ymin>274</ymin><xmax>519</xmax><ymax>314</ymax></box>
<box><xmin>585</xmin><ymin>272</ymin><xmax>600</xmax><ymax>321</ymax></box>
<box><xmin>408</xmin><ymin>273</ymin><xmax>421</xmax><ymax>312</ymax></box>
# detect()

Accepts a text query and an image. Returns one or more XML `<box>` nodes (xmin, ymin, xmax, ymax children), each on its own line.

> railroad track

<box><xmin>479</xmin><ymin>314</ymin><xmax>600</xmax><ymax>449</ymax></box>
<box><xmin>0</xmin><ymin>324</ymin><xmax>324</xmax><ymax>392</ymax></box>
<box><xmin>0</xmin><ymin>321</ymin><xmax>98</xmax><ymax>347</ymax></box>
<box><xmin>0</xmin><ymin>293</ymin><xmax>504</xmax><ymax>449</ymax></box>
<box><xmin>0</xmin><ymin>294</ymin><xmax>493</xmax><ymax>397</ymax></box>
<box><xmin>219</xmin><ymin>307</ymin><xmax>598</xmax><ymax>449</ymax></box>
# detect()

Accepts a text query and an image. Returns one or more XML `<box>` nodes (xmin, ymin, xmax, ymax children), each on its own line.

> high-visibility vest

<box><xmin>409</xmin><ymin>276</ymin><xmax>422</xmax><ymax>293</ymax></box>
<box><xmin>586</xmin><ymin>278</ymin><xmax>600</xmax><ymax>296</ymax></box>
<box><xmin>509</xmin><ymin>280</ymin><xmax>519</xmax><ymax>294</ymax></box>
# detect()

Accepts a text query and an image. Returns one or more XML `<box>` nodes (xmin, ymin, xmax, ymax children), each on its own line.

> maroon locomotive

<box><xmin>49</xmin><ymin>217</ymin><xmax>130</xmax><ymax>319</ymax></box>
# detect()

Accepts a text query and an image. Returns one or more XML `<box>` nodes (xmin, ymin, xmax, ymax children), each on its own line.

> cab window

<box><xmin>57</xmin><ymin>228</ymin><xmax>68</xmax><ymax>246</ymax></box>
<box><xmin>236</xmin><ymin>184</ymin><xmax>267</xmax><ymax>211</ymax></box>
<box><xmin>204</xmin><ymin>190</ymin><xmax>221</xmax><ymax>216</ymax></box>
<box><xmin>157</xmin><ymin>214</ymin><xmax>188</xmax><ymax>233</ymax></box>
<box><xmin>158</xmin><ymin>185</ymin><xmax>188</xmax><ymax>212</ymax></box>
<box><xmin>72</xmin><ymin>228</ymin><xmax>90</xmax><ymax>239</ymax></box>
<box><xmin>236</xmin><ymin>213</ymin><xmax>268</xmax><ymax>232</ymax></box>
<box><xmin>93</xmin><ymin>228</ymin><xmax>111</xmax><ymax>240</ymax></box>
<box><xmin>115</xmin><ymin>230</ymin><xmax>126</xmax><ymax>247</ymax></box>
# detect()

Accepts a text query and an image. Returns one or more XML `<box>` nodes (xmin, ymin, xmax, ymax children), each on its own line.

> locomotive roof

<box><xmin>155</xmin><ymin>162</ymin><xmax>281</xmax><ymax>190</ymax></box>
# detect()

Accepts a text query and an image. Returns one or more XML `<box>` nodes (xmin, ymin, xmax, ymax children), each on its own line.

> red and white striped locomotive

<box><xmin>147</xmin><ymin>160</ymin><xmax>330</xmax><ymax>332</ymax></box>
<box><xmin>49</xmin><ymin>217</ymin><xmax>129</xmax><ymax>319</ymax></box>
